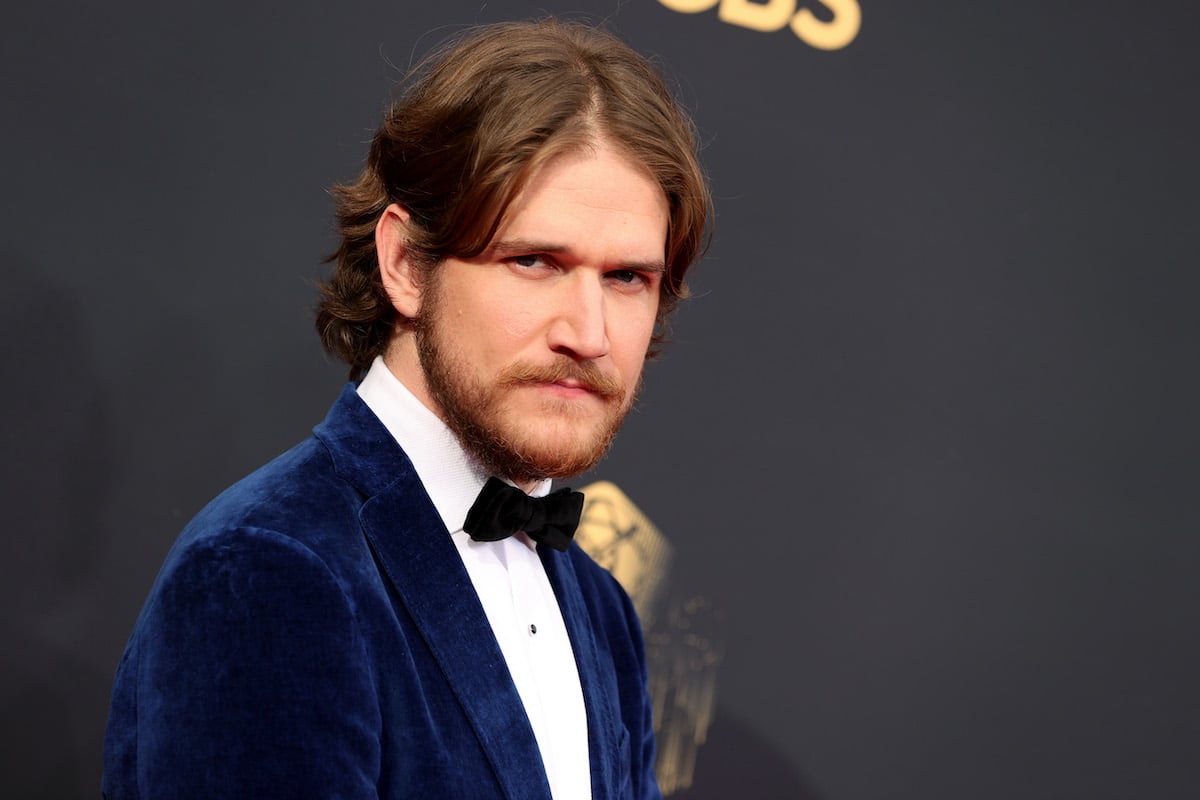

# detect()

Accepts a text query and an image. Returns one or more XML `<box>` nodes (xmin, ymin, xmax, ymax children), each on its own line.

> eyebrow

<box><xmin>490</xmin><ymin>238</ymin><xmax>666</xmax><ymax>274</ymax></box>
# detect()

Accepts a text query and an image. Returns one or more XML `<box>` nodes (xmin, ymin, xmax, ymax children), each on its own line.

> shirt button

<box><xmin>529</xmin><ymin>623</ymin><xmax>538</xmax><ymax>636</ymax></box>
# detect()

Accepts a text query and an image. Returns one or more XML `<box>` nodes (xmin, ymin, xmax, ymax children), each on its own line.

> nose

<box><xmin>546</xmin><ymin>272</ymin><xmax>610</xmax><ymax>361</ymax></box>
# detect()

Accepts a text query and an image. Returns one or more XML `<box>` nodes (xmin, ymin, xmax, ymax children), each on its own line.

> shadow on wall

<box><xmin>0</xmin><ymin>251</ymin><xmax>114</xmax><ymax>798</ymax></box>
<box><xmin>676</xmin><ymin>705</ymin><xmax>823</xmax><ymax>800</ymax></box>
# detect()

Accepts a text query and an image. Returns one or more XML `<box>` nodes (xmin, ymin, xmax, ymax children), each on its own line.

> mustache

<box><xmin>499</xmin><ymin>360</ymin><xmax>624</xmax><ymax>400</ymax></box>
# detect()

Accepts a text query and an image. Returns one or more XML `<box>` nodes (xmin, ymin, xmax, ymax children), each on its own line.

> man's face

<box><xmin>413</xmin><ymin>141</ymin><xmax>669</xmax><ymax>484</ymax></box>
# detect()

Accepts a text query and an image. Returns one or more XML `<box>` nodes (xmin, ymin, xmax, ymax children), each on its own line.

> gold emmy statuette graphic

<box><xmin>578</xmin><ymin>482</ymin><xmax>725</xmax><ymax>795</ymax></box>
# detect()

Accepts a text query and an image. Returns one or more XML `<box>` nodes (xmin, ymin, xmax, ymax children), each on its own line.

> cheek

<box><xmin>441</xmin><ymin>272</ymin><xmax>536</xmax><ymax>349</ymax></box>
<box><xmin>457</xmin><ymin>296</ymin><xmax>540</xmax><ymax>367</ymax></box>
<box><xmin>612</xmin><ymin>307</ymin><xmax>657</xmax><ymax>374</ymax></box>
<box><xmin>500</xmin><ymin>307</ymin><xmax>539</xmax><ymax>342</ymax></box>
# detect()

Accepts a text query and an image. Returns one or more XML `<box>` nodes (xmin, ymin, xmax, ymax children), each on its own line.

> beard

<box><xmin>413</xmin><ymin>279</ymin><xmax>640</xmax><ymax>484</ymax></box>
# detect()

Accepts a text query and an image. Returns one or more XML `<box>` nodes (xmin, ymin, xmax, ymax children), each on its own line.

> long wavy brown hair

<box><xmin>316</xmin><ymin>19</ymin><xmax>712</xmax><ymax>379</ymax></box>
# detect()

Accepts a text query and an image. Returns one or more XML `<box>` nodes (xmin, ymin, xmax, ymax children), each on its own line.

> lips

<box><xmin>501</xmin><ymin>360</ymin><xmax>623</xmax><ymax>401</ymax></box>
<box><xmin>553</xmin><ymin>378</ymin><xmax>597</xmax><ymax>392</ymax></box>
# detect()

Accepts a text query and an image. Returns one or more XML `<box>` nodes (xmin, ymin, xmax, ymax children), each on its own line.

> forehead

<box><xmin>493</xmin><ymin>143</ymin><xmax>669</xmax><ymax>263</ymax></box>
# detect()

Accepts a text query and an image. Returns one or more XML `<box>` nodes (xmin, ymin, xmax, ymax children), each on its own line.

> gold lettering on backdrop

<box><xmin>719</xmin><ymin>0</ymin><xmax>794</xmax><ymax>32</ymax></box>
<box><xmin>657</xmin><ymin>0</ymin><xmax>861</xmax><ymax>49</ymax></box>
<box><xmin>658</xmin><ymin>0</ymin><xmax>719</xmax><ymax>12</ymax></box>
<box><xmin>792</xmin><ymin>0</ymin><xmax>861</xmax><ymax>50</ymax></box>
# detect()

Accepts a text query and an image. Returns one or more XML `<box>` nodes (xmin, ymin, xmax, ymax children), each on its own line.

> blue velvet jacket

<box><xmin>103</xmin><ymin>385</ymin><xmax>660</xmax><ymax>799</ymax></box>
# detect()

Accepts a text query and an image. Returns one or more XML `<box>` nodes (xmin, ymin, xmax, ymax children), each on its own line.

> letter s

<box><xmin>791</xmin><ymin>0</ymin><xmax>862</xmax><ymax>50</ymax></box>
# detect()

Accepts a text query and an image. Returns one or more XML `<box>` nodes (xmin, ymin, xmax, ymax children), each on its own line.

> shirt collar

<box><xmin>355</xmin><ymin>356</ymin><xmax>551</xmax><ymax>537</ymax></box>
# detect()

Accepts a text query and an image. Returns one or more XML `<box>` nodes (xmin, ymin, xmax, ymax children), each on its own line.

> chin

<box><xmin>505</xmin><ymin>428</ymin><xmax>616</xmax><ymax>481</ymax></box>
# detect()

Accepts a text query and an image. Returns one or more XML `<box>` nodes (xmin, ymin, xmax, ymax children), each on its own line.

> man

<box><xmin>103</xmin><ymin>18</ymin><xmax>709</xmax><ymax>800</ymax></box>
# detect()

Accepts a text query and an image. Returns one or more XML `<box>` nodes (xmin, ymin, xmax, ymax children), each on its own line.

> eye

<box><xmin>511</xmin><ymin>254</ymin><xmax>549</xmax><ymax>269</ymax></box>
<box><xmin>608</xmin><ymin>269</ymin><xmax>656</xmax><ymax>288</ymax></box>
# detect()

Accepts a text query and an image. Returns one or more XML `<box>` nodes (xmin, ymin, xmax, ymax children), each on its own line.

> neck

<box><xmin>382</xmin><ymin>333</ymin><xmax>441</xmax><ymax>419</ymax></box>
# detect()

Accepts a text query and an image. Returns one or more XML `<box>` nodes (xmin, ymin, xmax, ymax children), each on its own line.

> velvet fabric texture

<box><xmin>102</xmin><ymin>385</ymin><xmax>661</xmax><ymax>800</ymax></box>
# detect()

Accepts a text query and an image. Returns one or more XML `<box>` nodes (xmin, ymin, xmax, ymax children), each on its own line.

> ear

<box><xmin>375</xmin><ymin>203</ymin><xmax>424</xmax><ymax>319</ymax></box>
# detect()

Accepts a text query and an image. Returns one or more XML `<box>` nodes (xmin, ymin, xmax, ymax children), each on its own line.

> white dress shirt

<box><xmin>357</xmin><ymin>356</ymin><xmax>591</xmax><ymax>800</ymax></box>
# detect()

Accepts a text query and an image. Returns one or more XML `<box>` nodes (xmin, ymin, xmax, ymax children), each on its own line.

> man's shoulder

<box><xmin>159</xmin><ymin>434</ymin><xmax>359</xmax><ymax>578</ymax></box>
<box><xmin>178</xmin><ymin>383</ymin><xmax>417</xmax><ymax>550</ymax></box>
<box><xmin>193</xmin><ymin>434</ymin><xmax>349</xmax><ymax>538</ymax></box>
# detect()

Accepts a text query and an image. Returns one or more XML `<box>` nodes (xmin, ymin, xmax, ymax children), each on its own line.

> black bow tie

<box><xmin>463</xmin><ymin>477</ymin><xmax>584</xmax><ymax>552</ymax></box>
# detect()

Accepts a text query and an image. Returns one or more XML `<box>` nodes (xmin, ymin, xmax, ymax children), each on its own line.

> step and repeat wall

<box><xmin>4</xmin><ymin>1</ymin><xmax>1198</xmax><ymax>797</ymax></box>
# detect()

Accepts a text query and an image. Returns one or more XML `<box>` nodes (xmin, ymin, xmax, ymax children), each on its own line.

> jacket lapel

<box><xmin>541</xmin><ymin>547</ymin><xmax>625</xmax><ymax>800</ymax></box>
<box><xmin>315</xmin><ymin>386</ymin><xmax>552</xmax><ymax>800</ymax></box>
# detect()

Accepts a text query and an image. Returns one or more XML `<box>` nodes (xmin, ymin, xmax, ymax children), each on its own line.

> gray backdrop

<box><xmin>4</xmin><ymin>1</ymin><xmax>1198</xmax><ymax>797</ymax></box>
